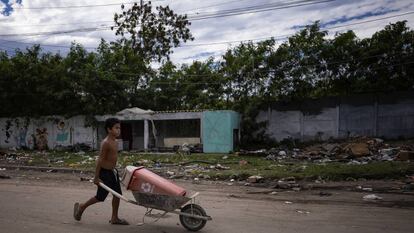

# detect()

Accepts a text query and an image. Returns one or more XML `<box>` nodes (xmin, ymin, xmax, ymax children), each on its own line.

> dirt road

<box><xmin>0</xmin><ymin>169</ymin><xmax>413</xmax><ymax>233</ymax></box>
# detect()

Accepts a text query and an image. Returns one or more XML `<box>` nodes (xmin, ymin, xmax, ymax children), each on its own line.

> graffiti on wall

<box><xmin>56</xmin><ymin>120</ymin><xmax>70</xmax><ymax>145</ymax></box>
<box><xmin>3</xmin><ymin>120</ymin><xmax>12</xmax><ymax>143</ymax></box>
<box><xmin>17</xmin><ymin>127</ymin><xmax>28</xmax><ymax>148</ymax></box>
<box><xmin>34</xmin><ymin>128</ymin><xmax>48</xmax><ymax>150</ymax></box>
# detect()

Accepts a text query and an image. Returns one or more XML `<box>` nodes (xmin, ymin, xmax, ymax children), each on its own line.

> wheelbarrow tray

<box><xmin>132</xmin><ymin>192</ymin><xmax>191</xmax><ymax>212</ymax></box>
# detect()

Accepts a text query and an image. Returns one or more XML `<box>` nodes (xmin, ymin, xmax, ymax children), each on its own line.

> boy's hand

<box><xmin>93</xmin><ymin>177</ymin><xmax>101</xmax><ymax>186</ymax></box>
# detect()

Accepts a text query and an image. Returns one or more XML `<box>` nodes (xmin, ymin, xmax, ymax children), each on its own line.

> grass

<box><xmin>7</xmin><ymin>151</ymin><xmax>414</xmax><ymax>181</ymax></box>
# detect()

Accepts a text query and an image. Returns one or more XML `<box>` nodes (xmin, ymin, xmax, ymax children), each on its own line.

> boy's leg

<box><xmin>74</xmin><ymin>197</ymin><xmax>100</xmax><ymax>221</ymax></box>
<box><xmin>80</xmin><ymin>197</ymin><xmax>100</xmax><ymax>211</ymax></box>
<box><xmin>111</xmin><ymin>196</ymin><xmax>120</xmax><ymax>221</ymax></box>
<box><xmin>109</xmin><ymin>196</ymin><xmax>129</xmax><ymax>225</ymax></box>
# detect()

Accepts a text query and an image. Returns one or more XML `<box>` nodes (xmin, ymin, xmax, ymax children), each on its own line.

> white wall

<box><xmin>0</xmin><ymin>116</ymin><xmax>97</xmax><ymax>150</ymax></box>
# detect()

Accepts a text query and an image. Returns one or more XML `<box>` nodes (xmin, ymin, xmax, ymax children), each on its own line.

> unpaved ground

<box><xmin>0</xmin><ymin>169</ymin><xmax>414</xmax><ymax>233</ymax></box>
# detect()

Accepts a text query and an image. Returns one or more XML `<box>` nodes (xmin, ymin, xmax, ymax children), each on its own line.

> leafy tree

<box><xmin>113</xmin><ymin>1</ymin><xmax>193</xmax><ymax>62</ymax></box>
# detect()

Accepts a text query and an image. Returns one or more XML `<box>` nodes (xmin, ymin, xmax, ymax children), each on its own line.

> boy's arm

<box><xmin>93</xmin><ymin>142</ymin><xmax>108</xmax><ymax>185</ymax></box>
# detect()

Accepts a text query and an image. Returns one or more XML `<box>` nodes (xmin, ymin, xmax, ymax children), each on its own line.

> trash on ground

<box><xmin>0</xmin><ymin>174</ymin><xmax>11</xmax><ymax>179</ymax></box>
<box><xmin>363</xmin><ymin>194</ymin><xmax>383</xmax><ymax>200</ymax></box>
<box><xmin>296</xmin><ymin>209</ymin><xmax>311</xmax><ymax>214</ymax></box>
<box><xmin>247</xmin><ymin>175</ymin><xmax>264</xmax><ymax>183</ymax></box>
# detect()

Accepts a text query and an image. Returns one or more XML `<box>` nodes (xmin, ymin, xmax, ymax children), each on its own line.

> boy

<box><xmin>73</xmin><ymin>118</ymin><xmax>129</xmax><ymax>225</ymax></box>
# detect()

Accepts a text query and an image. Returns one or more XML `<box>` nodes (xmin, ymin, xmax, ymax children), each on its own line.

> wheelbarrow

<box><xmin>98</xmin><ymin>166</ymin><xmax>212</xmax><ymax>231</ymax></box>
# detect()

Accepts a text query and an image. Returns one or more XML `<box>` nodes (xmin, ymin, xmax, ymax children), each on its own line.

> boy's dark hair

<box><xmin>105</xmin><ymin>118</ymin><xmax>120</xmax><ymax>132</ymax></box>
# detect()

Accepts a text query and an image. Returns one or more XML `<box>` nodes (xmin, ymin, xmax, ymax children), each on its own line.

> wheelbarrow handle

<box><xmin>98</xmin><ymin>182</ymin><xmax>138</xmax><ymax>204</ymax></box>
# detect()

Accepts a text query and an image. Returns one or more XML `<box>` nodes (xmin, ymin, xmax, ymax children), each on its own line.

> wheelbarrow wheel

<box><xmin>179</xmin><ymin>204</ymin><xmax>207</xmax><ymax>231</ymax></box>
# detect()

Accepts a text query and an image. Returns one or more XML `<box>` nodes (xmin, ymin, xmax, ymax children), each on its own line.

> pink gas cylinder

<box><xmin>121</xmin><ymin>166</ymin><xmax>186</xmax><ymax>196</ymax></box>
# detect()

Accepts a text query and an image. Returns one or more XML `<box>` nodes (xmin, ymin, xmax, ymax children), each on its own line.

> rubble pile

<box><xmin>240</xmin><ymin>137</ymin><xmax>414</xmax><ymax>164</ymax></box>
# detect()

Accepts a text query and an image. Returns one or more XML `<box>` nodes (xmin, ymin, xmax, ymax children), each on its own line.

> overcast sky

<box><xmin>1</xmin><ymin>0</ymin><xmax>413</xmax><ymax>65</ymax></box>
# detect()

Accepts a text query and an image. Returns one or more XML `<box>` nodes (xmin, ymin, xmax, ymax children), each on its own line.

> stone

<box><xmin>396</xmin><ymin>151</ymin><xmax>414</xmax><ymax>161</ymax></box>
<box><xmin>347</xmin><ymin>143</ymin><xmax>370</xmax><ymax>157</ymax></box>
<box><xmin>278</xmin><ymin>151</ymin><xmax>287</xmax><ymax>156</ymax></box>
<box><xmin>247</xmin><ymin>175</ymin><xmax>263</xmax><ymax>183</ymax></box>
<box><xmin>239</xmin><ymin>160</ymin><xmax>248</xmax><ymax>166</ymax></box>
<box><xmin>363</xmin><ymin>194</ymin><xmax>382</xmax><ymax>200</ymax></box>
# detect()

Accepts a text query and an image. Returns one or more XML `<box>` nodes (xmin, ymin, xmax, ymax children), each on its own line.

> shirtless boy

<box><xmin>73</xmin><ymin>118</ymin><xmax>129</xmax><ymax>225</ymax></box>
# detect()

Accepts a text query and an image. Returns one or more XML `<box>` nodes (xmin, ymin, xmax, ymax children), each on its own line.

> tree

<box><xmin>268</xmin><ymin>22</ymin><xmax>328</xmax><ymax>100</ymax></box>
<box><xmin>113</xmin><ymin>1</ymin><xmax>193</xmax><ymax>62</ymax></box>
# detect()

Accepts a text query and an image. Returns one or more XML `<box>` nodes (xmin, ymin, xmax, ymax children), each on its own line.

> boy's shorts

<box><xmin>95</xmin><ymin>168</ymin><xmax>122</xmax><ymax>201</ymax></box>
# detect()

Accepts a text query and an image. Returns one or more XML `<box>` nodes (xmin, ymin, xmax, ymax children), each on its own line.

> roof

<box><xmin>117</xmin><ymin>107</ymin><xmax>153</xmax><ymax>115</ymax></box>
<box><xmin>153</xmin><ymin>109</ymin><xmax>207</xmax><ymax>114</ymax></box>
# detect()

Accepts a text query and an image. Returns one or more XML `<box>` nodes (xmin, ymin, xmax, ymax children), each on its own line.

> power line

<box><xmin>0</xmin><ymin>0</ymin><xmax>312</xmax><ymax>28</ymax></box>
<box><xmin>2</xmin><ymin>0</ymin><xmax>328</xmax><ymax>30</ymax></box>
<box><xmin>0</xmin><ymin>26</ymin><xmax>113</xmax><ymax>37</ymax></box>
<box><xmin>1</xmin><ymin>20</ymin><xmax>114</xmax><ymax>28</ymax></box>
<box><xmin>179</xmin><ymin>0</ymin><xmax>251</xmax><ymax>13</ymax></box>
<box><xmin>0</xmin><ymin>0</ymin><xmax>329</xmax><ymax>37</ymax></box>
<box><xmin>187</xmin><ymin>0</ymin><xmax>334</xmax><ymax>20</ymax></box>
<box><xmin>12</xmin><ymin>1</ymin><xmax>163</xmax><ymax>10</ymax></box>
<box><xmin>0</xmin><ymin>8</ymin><xmax>410</xmax><ymax>52</ymax></box>
<box><xmin>0</xmin><ymin>6</ymin><xmax>412</xmax><ymax>50</ymax></box>
<box><xmin>181</xmin><ymin>11</ymin><xmax>414</xmax><ymax>47</ymax></box>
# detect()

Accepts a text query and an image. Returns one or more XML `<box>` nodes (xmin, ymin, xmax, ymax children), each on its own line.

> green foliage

<box><xmin>113</xmin><ymin>1</ymin><xmax>193</xmax><ymax>62</ymax></box>
<box><xmin>1</xmin><ymin>20</ymin><xmax>413</xmax><ymax>148</ymax></box>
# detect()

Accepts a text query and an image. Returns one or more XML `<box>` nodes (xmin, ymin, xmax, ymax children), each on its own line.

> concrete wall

<box><xmin>0</xmin><ymin>116</ymin><xmax>97</xmax><ymax>150</ymax></box>
<box><xmin>203</xmin><ymin>110</ymin><xmax>240</xmax><ymax>153</ymax></box>
<box><xmin>258</xmin><ymin>92</ymin><xmax>414</xmax><ymax>142</ymax></box>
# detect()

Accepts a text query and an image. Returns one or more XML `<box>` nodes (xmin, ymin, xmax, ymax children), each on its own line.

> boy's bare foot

<box><xmin>73</xmin><ymin>203</ymin><xmax>83</xmax><ymax>221</ymax></box>
<box><xmin>109</xmin><ymin>218</ymin><xmax>129</xmax><ymax>225</ymax></box>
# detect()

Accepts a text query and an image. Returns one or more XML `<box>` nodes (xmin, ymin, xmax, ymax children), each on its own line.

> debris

<box><xmin>215</xmin><ymin>164</ymin><xmax>230</xmax><ymax>170</ymax></box>
<box><xmin>363</xmin><ymin>194</ymin><xmax>383</xmax><ymax>200</ymax></box>
<box><xmin>230</xmin><ymin>179</ymin><xmax>235</xmax><ymax>182</ymax></box>
<box><xmin>280</xmin><ymin>177</ymin><xmax>296</xmax><ymax>183</ymax></box>
<box><xmin>278</xmin><ymin>151</ymin><xmax>287</xmax><ymax>156</ymax></box>
<box><xmin>166</xmin><ymin>171</ymin><xmax>175</xmax><ymax>177</ymax></box>
<box><xmin>178</xmin><ymin>143</ymin><xmax>191</xmax><ymax>155</ymax></box>
<box><xmin>222</xmin><ymin>156</ymin><xmax>229</xmax><ymax>160</ymax></box>
<box><xmin>379</xmin><ymin>148</ymin><xmax>398</xmax><ymax>157</ymax></box>
<box><xmin>362</xmin><ymin>187</ymin><xmax>373</xmax><ymax>192</ymax></box>
<box><xmin>345</xmin><ymin>143</ymin><xmax>370</xmax><ymax>157</ymax></box>
<box><xmin>227</xmin><ymin>194</ymin><xmax>240</xmax><ymax>198</ymax></box>
<box><xmin>0</xmin><ymin>168</ymin><xmax>6</xmax><ymax>171</ymax></box>
<box><xmin>80</xmin><ymin>177</ymin><xmax>92</xmax><ymax>182</ymax></box>
<box><xmin>396</xmin><ymin>151</ymin><xmax>414</xmax><ymax>161</ymax></box>
<box><xmin>292</xmin><ymin>187</ymin><xmax>301</xmax><ymax>192</ymax></box>
<box><xmin>247</xmin><ymin>175</ymin><xmax>263</xmax><ymax>183</ymax></box>
<box><xmin>402</xmin><ymin>184</ymin><xmax>414</xmax><ymax>192</ymax></box>
<box><xmin>284</xmin><ymin>201</ymin><xmax>293</xmax><ymax>204</ymax></box>
<box><xmin>239</xmin><ymin>160</ymin><xmax>248</xmax><ymax>166</ymax></box>
<box><xmin>346</xmin><ymin>177</ymin><xmax>357</xmax><ymax>181</ymax></box>
<box><xmin>270</xmin><ymin>191</ymin><xmax>278</xmax><ymax>195</ymax></box>
<box><xmin>169</xmin><ymin>175</ymin><xmax>184</xmax><ymax>179</ymax></box>
<box><xmin>296</xmin><ymin>209</ymin><xmax>311</xmax><ymax>214</ymax></box>
<box><xmin>0</xmin><ymin>174</ymin><xmax>11</xmax><ymax>179</ymax></box>
<box><xmin>319</xmin><ymin>191</ymin><xmax>332</xmax><ymax>196</ymax></box>
<box><xmin>192</xmin><ymin>177</ymin><xmax>200</xmax><ymax>184</ymax></box>
<box><xmin>276</xmin><ymin>177</ymin><xmax>297</xmax><ymax>189</ymax></box>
